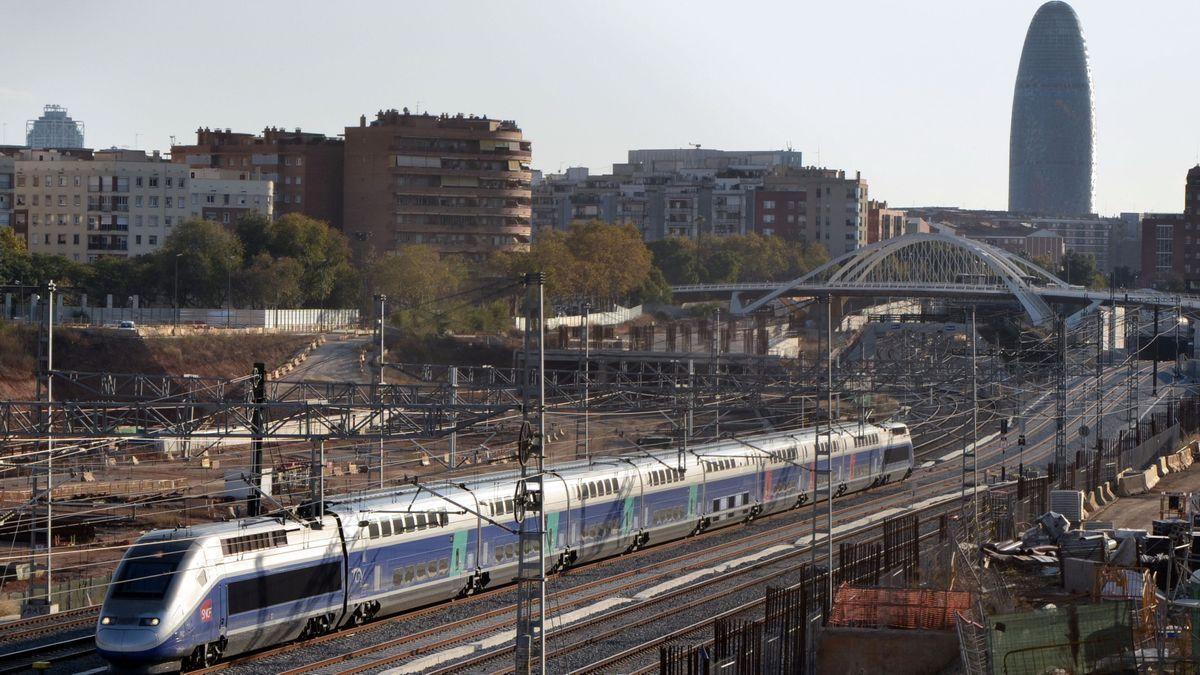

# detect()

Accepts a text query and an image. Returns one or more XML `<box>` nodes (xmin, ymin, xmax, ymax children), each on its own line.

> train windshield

<box><xmin>112</xmin><ymin>539</ymin><xmax>192</xmax><ymax>599</ymax></box>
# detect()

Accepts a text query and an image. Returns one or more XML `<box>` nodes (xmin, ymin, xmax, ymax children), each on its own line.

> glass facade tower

<box><xmin>26</xmin><ymin>105</ymin><xmax>85</xmax><ymax>149</ymax></box>
<box><xmin>1008</xmin><ymin>1</ymin><xmax>1094</xmax><ymax>216</ymax></box>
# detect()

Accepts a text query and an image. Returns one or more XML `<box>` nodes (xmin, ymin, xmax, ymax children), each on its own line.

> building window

<box><xmin>763</xmin><ymin>200</ymin><xmax>775</xmax><ymax>209</ymax></box>
<box><xmin>295</xmin><ymin>194</ymin><xmax>301</xmax><ymax>204</ymax></box>
<box><xmin>165</xmin><ymin>177</ymin><xmax>173</xmax><ymax>188</ymax></box>
<box><xmin>294</xmin><ymin>176</ymin><xmax>302</xmax><ymax>185</ymax></box>
<box><xmin>148</xmin><ymin>235</ymin><xmax>157</xmax><ymax>246</ymax></box>
<box><xmin>165</xmin><ymin>216</ymin><xmax>172</xmax><ymax>226</ymax></box>
<box><xmin>136</xmin><ymin>177</ymin><xmax>143</xmax><ymax>188</ymax></box>
<box><xmin>135</xmin><ymin>195</ymin><xmax>143</xmax><ymax>207</ymax></box>
<box><xmin>73</xmin><ymin>234</ymin><xmax>79</xmax><ymax>245</ymax></box>
<box><xmin>296</xmin><ymin>157</ymin><xmax>303</xmax><ymax>166</ymax></box>
<box><xmin>149</xmin><ymin>177</ymin><xmax>159</xmax><ymax>188</ymax></box>
<box><xmin>135</xmin><ymin>235</ymin><xmax>142</xmax><ymax>245</ymax></box>
<box><xmin>1157</xmin><ymin>224</ymin><xmax>1174</xmax><ymax>273</ymax></box>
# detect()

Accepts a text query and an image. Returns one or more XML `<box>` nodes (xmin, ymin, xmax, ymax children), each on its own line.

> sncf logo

<box><xmin>199</xmin><ymin>599</ymin><xmax>213</xmax><ymax>623</ymax></box>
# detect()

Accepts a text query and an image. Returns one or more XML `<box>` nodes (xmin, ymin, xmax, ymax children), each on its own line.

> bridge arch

<box><xmin>738</xmin><ymin>233</ymin><xmax>1070</xmax><ymax>325</ymax></box>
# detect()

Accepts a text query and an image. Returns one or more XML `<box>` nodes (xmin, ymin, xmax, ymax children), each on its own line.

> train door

<box><xmin>449</xmin><ymin>530</ymin><xmax>469</xmax><ymax>578</ymax></box>
<box><xmin>545</xmin><ymin>512</ymin><xmax>560</xmax><ymax>554</ymax></box>
<box><xmin>688</xmin><ymin>484</ymin><xmax>699</xmax><ymax>519</ymax></box>
<box><xmin>621</xmin><ymin>497</ymin><xmax>634</xmax><ymax>538</ymax></box>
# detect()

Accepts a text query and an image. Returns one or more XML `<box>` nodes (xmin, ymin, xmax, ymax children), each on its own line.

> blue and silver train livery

<box><xmin>96</xmin><ymin>422</ymin><xmax>913</xmax><ymax>672</ymax></box>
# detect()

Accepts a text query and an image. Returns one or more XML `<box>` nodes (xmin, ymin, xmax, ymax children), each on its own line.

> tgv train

<box><xmin>96</xmin><ymin>422</ymin><xmax>912</xmax><ymax>672</ymax></box>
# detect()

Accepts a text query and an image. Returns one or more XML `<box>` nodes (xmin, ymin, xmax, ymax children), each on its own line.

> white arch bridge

<box><xmin>672</xmin><ymin>233</ymin><xmax>1195</xmax><ymax>326</ymax></box>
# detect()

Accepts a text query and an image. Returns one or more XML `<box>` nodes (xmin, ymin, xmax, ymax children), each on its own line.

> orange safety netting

<box><xmin>827</xmin><ymin>584</ymin><xmax>974</xmax><ymax>631</ymax></box>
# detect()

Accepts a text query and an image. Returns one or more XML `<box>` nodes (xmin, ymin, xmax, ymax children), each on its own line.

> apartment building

<box><xmin>1140</xmin><ymin>165</ymin><xmax>1200</xmax><ymax>289</ymax></box>
<box><xmin>532</xmin><ymin>155</ymin><xmax>781</xmax><ymax>240</ymax></box>
<box><xmin>0</xmin><ymin>154</ymin><xmax>13</xmax><ymax>231</ymax></box>
<box><xmin>343</xmin><ymin>109</ymin><xmax>532</xmax><ymax>257</ymax></box>
<box><xmin>186</xmin><ymin>168</ymin><xmax>274</xmax><ymax>224</ymax></box>
<box><xmin>866</xmin><ymin>200</ymin><xmax>907</xmax><ymax>244</ymax></box>
<box><xmin>172</xmin><ymin>127</ymin><xmax>343</xmax><ymax>229</ymax></box>
<box><xmin>12</xmin><ymin>148</ymin><xmax>191</xmax><ymax>260</ymax></box>
<box><xmin>751</xmin><ymin>167</ymin><xmax>869</xmax><ymax>255</ymax></box>
<box><xmin>906</xmin><ymin>206</ymin><xmax>1125</xmax><ymax>273</ymax></box>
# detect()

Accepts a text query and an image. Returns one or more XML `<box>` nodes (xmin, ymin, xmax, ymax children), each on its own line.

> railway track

<box><xmin>0</xmin><ymin>606</ymin><xmax>98</xmax><ymax>646</ymax></box>
<box><xmin>0</xmin><ymin>635</ymin><xmax>94</xmax><ymax>675</ymax></box>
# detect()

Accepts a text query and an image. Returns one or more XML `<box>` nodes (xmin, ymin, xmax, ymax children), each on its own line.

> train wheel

<box><xmin>184</xmin><ymin>646</ymin><xmax>206</xmax><ymax>670</ymax></box>
<box><xmin>203</xmin><ymin>642</ymin><xmax>221</xmax><ymax>668</ymax></box>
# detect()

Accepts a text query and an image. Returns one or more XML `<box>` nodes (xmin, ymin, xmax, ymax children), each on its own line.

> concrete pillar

<box><xmin>3</xmin><ymin>293</ymin><xmax>10</xmax><ymax>320</ymax></box>
<box><xmin>131</xmin><ymin>295</ymin><xmax>139</xmax><ymax>309</ymax></box>
<box><xmin>105</xmin><ymin>294</ymin><xmax>113</xmax><ymax>309</ymax></box>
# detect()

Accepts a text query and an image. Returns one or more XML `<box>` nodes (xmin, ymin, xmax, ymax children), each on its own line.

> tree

<box><xmin>370</xmin><ymin>244</ymin><xmax>466</xmax><ymax>335</ymax></box>
<box><xmin>0</xmin><ymin>228</ymin><xmax>31</xmax><ymax>284</ymax></box>
<box><xmin>233</xmin><ymin>253</ymin><xmax>304</xmax><ymax>308</ymax></box>
<box><xmin>501</xmin><ymin>221</ymin><xmax>654</xmax><ymax>303</ymax></box>
<box><xmin>1110</xmin><ymin>265</ymin><xmax>1137</xmax><ymax>290</ymax></box>
<box><xmin>156</xmin><ymin>219</ymin><xmax>244</xmax><ymax>307</ymax></box>
<box><xmin>1059</xmin><ymin>251</ymin><xmax>1103</xmax><ymax>288</ymax></box>
<box><xmin>647</xmin><ymin>238</ymin><xmax>700</xmax><ymax>285</ymax></box>
<box><xmin>246</xmin><ymin>213</ymin><xmax>359</xmax><ymax>307</ymax></box>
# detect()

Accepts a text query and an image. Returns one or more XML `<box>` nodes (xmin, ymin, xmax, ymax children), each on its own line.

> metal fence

<box><xmin>3</xmin><ymin>299</ymin><xmax>358</xmax><ymax>332</ymax></box>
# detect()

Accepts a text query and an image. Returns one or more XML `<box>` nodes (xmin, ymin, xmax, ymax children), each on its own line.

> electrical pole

<box><xmin>248</xmin><ymin>363</ymin><xmax>266</xmax><ymax>517</ymax></box>
<box><xmin>44</xmin><ymin>281</ymin><xmax>55</xmax><ymax>613</ymax></box>
<box><xmin>173</xmin><ymin>253</ymin><xmax>182</xmax><ymax>335</ymax></box>
<box><xmin>378</xmin><ymin>294</ymin><xmax>387</xmax><ymax>490</ymax></box>
<box><xmin>515</xmin><ymin>272</ymin><xmax>547</xmax><ymax>675</ymax></box>
<box><xmin>1055</xmin><ymin>317</ymin><xmax>1067</xmax><ymax>487</ymax></box>
<box><xmin>1094</xmin><ymin>311</ymin><xmax>1103</xmax><ymax>456</ymax></box>
<box><xmin>1128</xmin><ymin>311</ymin><xmax>1139</xmax><ymax>438</ymax></box>
<box><xmin>714</xmin><ymin>307</ymin><xmax>721</xmax><ymax>441</ymax></box>
<box><xmin>825</xmin><ymin>295</ymin><xmax>834</xmax><ymax>603</ymax></box>
<box><xmin>1153</xmin><ymin>304</ymin><xmax>1160</xmax><ymax>398</ymax></box>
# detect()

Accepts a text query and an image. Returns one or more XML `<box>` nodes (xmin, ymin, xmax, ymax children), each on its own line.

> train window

<box><xmin>405</xmin><ymin>566</ymin><xmax>416</xmax><ymax>583</ymax></box>
<box><xmin>403</xmin><ymin>515</ymin><xmax>415</xmax><ymax>531</ymax></box>
<box><xmin>588</xmin><ymin>483</ymin><xmax>597</xmax><ymax>498</ymax></box>
<box><xmin>368</xmin><ymin>522</ymin><xmax>380</xmax><ymax>539</ymax></box>
<box><xmin>112</xmin><ymin>540</ymin><xmax>192</xmax><ymax>599</ymax></box>
<box><xmin>228</xmin><ymin>561</ymin><xmax>341</xmax><ymax>615</ymax></box>
<box><xmin>416</xmin><ymin>514</ymin><xmax>427</xmax><ymax>529</ymax></box>
<box><xmin>439</xmin><ymin>558</ymin><xmax>449</xmax><ymax>573</ymax></box>
<box><xmin>883</xmin><ymin>445</ymin><xmax>909</xmax><ymax>465</ymax></box>
<box><xmin>380</xmin><ymin>519</ymin><xmax>393</xmax><ymax>537</ymax></box>
<box><xmin>426</xmin><ymin>560</ymin><xmax>438</xmax><ymax>577</ymax></box>
<box><xmin>392</xmin><ymin>517</ymin><xmax>405</xmax><ymax>534</ymax></box>
<box><xmin>438</xmin><ymin>511</ymin><xmax>449</xmax><ymax>526</ymax></box>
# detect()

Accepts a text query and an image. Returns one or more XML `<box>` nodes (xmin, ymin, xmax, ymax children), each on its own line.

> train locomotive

<box><xmin>96</xmin><ymin>422</ymin><xmax>913</xmax><ymax>672</ymax></box>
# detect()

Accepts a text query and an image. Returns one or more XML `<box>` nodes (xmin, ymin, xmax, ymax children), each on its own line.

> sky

<box><xmin>1</xmin><ymin>0</ymin><xmax>1196</xmax><ymax>216</ymax></box>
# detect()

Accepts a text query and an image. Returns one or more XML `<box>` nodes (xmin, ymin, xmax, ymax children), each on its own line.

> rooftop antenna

<box><xmin>169</xmin><ymin>135</ymin><xmax>176</xmax><ymax>147</ymax></box>
<box><xmin>689</xmin><ymin>142</ymin><xmax>701</xmax><ymax>150</ymax></box>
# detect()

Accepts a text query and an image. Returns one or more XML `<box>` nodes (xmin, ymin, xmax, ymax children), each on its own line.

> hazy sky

<box><xmin>2</xmin><ymin>1</ymin><xmax>1196</xmax><ymax>215</ymax></box>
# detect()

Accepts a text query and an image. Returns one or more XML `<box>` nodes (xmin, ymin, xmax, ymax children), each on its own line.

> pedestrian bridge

<box><xmin>672</xmin><ymin>233</ymin><xmax>1193</xmax><ymax>325</ymax></box>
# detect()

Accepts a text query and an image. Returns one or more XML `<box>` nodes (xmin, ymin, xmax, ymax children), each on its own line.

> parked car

<box><xmin>118</xmin><ymin>320</ymin><xmax>137</xmax><ymax>331</ymax></box>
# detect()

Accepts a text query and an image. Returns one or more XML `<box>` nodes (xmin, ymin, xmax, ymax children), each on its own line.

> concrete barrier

<box><xmin>1084</xmin><ymin>492</ymin><xmax>1099</xmax><ymax>514</ymax></box>
<box><xmin>1156</xmin><ymin>457</ymin><xmax>1170</xmax><ymax>477</ymax></box>
<box><xmin>1168</xmin><ymin>454</ymin><xmax>1184</xmax><ymax>473</ymax></box>
<box><xmin>1184</xmin><ymin>449</ymin><xmax>1195</xmax><ymax>468</ymax></box>
<box><xmin>1118</xmin><ymin>471</ymin><xmax>1148</xmax><ymax>497</ymax></box>
<box><xmin>1102</xmin><ymin>482</ymin><xmax>1116</xmax><ymax>502</ymax></box>
<box><xmin>1144</xmin><ymin>466</ymin><xmax>1161</xmax><ymax>491</ymax></box>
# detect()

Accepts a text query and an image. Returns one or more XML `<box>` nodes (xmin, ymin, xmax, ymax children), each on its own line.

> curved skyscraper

<box><xmin>1009</xmin><ymin>1</ymin><xmax>1093</xmax><ymax>215</ymax></box>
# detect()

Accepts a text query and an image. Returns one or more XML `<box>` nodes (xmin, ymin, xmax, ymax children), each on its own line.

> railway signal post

<box><xmin>515</xmin><ymin>272</ymin><xmax>547</xmax><ymax>675</ymax></box>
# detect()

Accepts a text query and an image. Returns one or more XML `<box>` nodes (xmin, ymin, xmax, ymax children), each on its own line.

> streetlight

<box><xmin>226</xmin><ymin>255</ymin><xmax>236</xmax><ymax>329</ymax></box>
<box><xmin>374</xmin><ymin>293</ymin><xmax>387</xmax><ymax>489</ymax></box>
<box><xmin>173</xmin><ymin>253</ymin><xmax>182</xmax><ymax>334</ymax></box>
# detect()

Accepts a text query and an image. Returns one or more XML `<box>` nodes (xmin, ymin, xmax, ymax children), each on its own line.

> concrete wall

<box><xmin>817</xmin><ymin>627</ymin><xmax>960</xmax><ymax>674</ymax></box>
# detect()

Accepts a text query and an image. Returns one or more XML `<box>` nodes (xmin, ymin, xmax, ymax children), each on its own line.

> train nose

<box><xmin>96</xmin><ymin>626</ymin><xmax>164</xmax><ymax>652</ymax></box>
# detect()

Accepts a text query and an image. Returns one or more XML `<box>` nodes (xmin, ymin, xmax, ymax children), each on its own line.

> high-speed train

<box><xmin>96</xmin><ymin>422</ymin><xmax>912</xmax><ymax>672</ymax></box>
